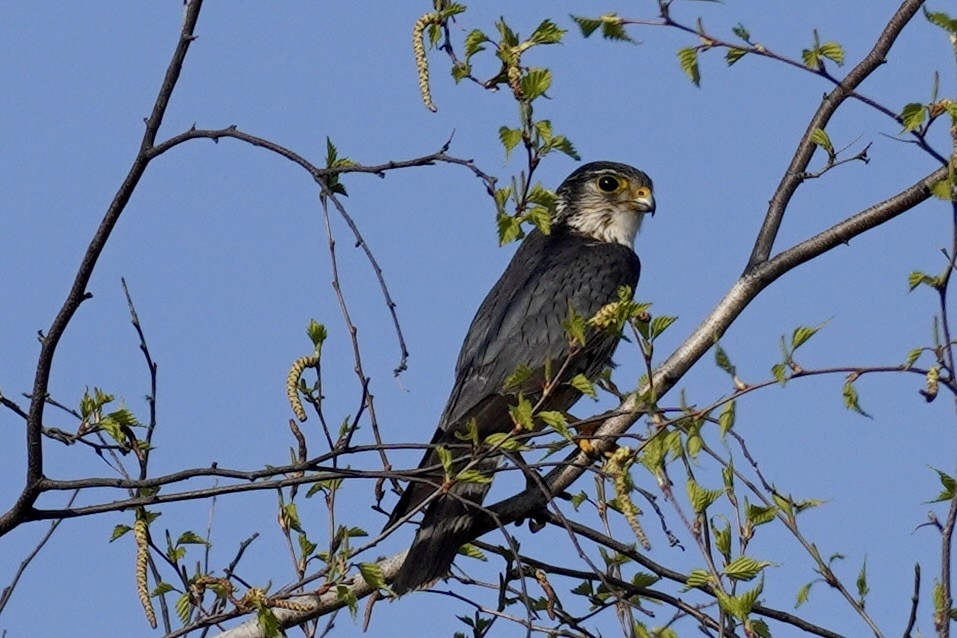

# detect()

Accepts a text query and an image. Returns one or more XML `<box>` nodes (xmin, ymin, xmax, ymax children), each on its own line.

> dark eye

<box><xmin>597</xmin><ymin>175</ymin><xmax>620</xmax><ymax>192</ymax></box>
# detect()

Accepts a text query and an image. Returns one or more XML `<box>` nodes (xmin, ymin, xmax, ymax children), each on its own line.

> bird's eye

<box><xmin>597</xmin><ymin>175</ymin><xmax>620</xmax><ymax>192</ymax></box>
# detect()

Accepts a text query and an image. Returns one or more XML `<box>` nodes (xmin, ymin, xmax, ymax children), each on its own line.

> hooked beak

<box><xmin>631</xmin><ymin>188</ymin><xmax>656</xmax><ymax>216</ymax></box>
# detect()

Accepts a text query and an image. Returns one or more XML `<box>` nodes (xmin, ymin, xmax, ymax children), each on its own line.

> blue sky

<box><xmin>1</xmin><ymin>2</ymin><xmax>954</xmax><ymax>636</ymax></box>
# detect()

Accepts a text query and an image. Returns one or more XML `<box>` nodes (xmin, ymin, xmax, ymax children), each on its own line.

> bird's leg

<box><xmin>568</xmin><ymin>409</ymin><xmax>621</xmax><ymax>459</ymax></box>
<box><xmin>504</xmin><ymin>450</ymin><xmax>552</xmax><ymax>532</ymax></box>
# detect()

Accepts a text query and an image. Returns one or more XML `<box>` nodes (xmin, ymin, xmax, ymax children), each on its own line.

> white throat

<box><xmin>566</xmin><ymin>208</ymin><xmax>644</xmax><ymax>248</ymax></box>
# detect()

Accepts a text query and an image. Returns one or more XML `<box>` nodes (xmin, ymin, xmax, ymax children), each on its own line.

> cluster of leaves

<box><xmin>78</xmin><ymin>387</ymin><xmax>143</xmax><ymax>453</ymax></box>
<box><xmin>435</xmin><ymin>13</ymin><xmax>580</xmax><ymax>243</ymax></box>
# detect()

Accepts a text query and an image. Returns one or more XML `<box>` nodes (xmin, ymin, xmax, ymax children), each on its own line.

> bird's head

<box><xmin>553</xmin><ymin>161</ymin><xmax>655</xmax><ymax>248</ymax></box>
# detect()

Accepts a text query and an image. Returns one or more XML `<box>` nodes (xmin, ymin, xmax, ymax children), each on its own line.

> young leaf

<box><xmin>732</xmin><ymin>23</ymin><xmax>751</xmax><ymax>42</ymax></box>
<box><xmin>484</xmin><ymin>432</ymin><xmax>528</xmax><ymax>452</ymax></box>
<box><xmin>498</xmin><ymin>126</ymin><xmax>523</xmax><ymax>158</ymax></box>
<box><xmin>529</xmin><ymin>19</ymin><xmax>566</xmax><ymax>45</ymax></box>
<box><xmin>464</xmin><ymin>29</ymin><xmax>490</xmax><ymax>58</ymax></box>
<box><xmin>570</xmin><ymin>15</ymin><xmax>602</xmax><ymax>38</ymax></box>
<box><xmin>900</xmin><ymin>102</ymin><xmax>926</xmax><ymax>133</ymax></box>
<box><xmin>687</xmin><ymin>479</ymin><xmax>724</xmax><ymax>513</ymax></box>
<box><xmin>496</xmin><ymin>212</ymin><xmax>523</xmax><ymax>245</ymax></box>
<box><xmin>809</xmin><ymin>128</ymin><xmax>833</xmax><ymax>154</ymax></box>
<box><xmin>929</xmin><ymin>467</ymin><xmax>956</xmax><ymax>503</ymax></box>
<box><xmin>842</xmin><ymin>380</ymin><xmax>872</xmax><ymax>418</ymax></box>
<box><xmin>504</xmin><ymin>364</ymin><xmax>534</xmax><ymax>390</ymax></box>
<box><xmin>725</xmin><ymin>47</ymin><xmax>748</xmax><ymax>66</ymax></box>
<box><xmin>570</xmin><ymin>373</ymin><xmax>597</xmax><ymax>398</ymax></box>
<box><xmin>538</xmin><ymin>410</ymin><xmax>572</xmax><ymax>440</ymax></box>
<box><xmin>359</xmin><ymin>562</ymin><xmax>385</xmax><ymax>589</ymax></box>
<box><xmin>718</xmin><ymin>400</ymin><xmax>736</xmax><ymax>436</ymax></box>
<box><xmin>723</xmin><ymin>556</ymin><xmax>772</xmax><ymax>581</ymax></box>
<box><xmin>923</xmin><ymin>8</ymin><xmax>957</xmax><ymax>33</ymax></box>
<box><xmin>677</xmin><ymin>47</ymin><xmax>701</xmax><ymax>86</ymax></box>
<box><xmin>509</xmin><ymin>396</ymin><xmax>534</xmax><ymax>430</ymax></box>
<box><xmin>714</xmin><ymin>343</ymin><xmax>736</xmax><ymax>376</ymax></box>
<box><xmin>520</xmin><ymin>67</ymin><xmax>552</xmax><ymax>101</ymax></box>
<box><xmin>856</xmin><ymin>556</ymin><xmax>869</xmax><ymax>603</ymax></box>
<box><xmin>791</xmin><ymin>323</ymin><xmax>825</xmax><ymax>351</ymax></box>
<box><xmin>818</xmin><ymin>41</ymin><xmax>844</xmax><ymax>65</ymax></box>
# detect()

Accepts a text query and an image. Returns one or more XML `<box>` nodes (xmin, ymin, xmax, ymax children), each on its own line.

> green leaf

<box><xmin>495</xmin><ymin>18</ymin><xmax>519</xmax><ymax>48</ymax></box>
<box><xmin>504</xmin><ymin>364</ymin><xmax>534</xmax><ymax>390</ymax></box>
<box><xmin>908</xmin><ymin>270</ymin><xmax>941</xmax><ymax>291</ymax></box>
<box><xmin>677</xmin><ymin>47</ymin><xmax>701</xmax><ymax>86</ymax></box>
<box><xmin>176</xmin><ymin>531</ymin><xmax>208</xmax><ymax>546</ymax></box>
<box><xmin>464</xmin><ymin>29</ymin><xmax>490</xmax><ymax>58</ymax></box>
<box><xmin>746</xmin><ymin>501</ymin><xmax>777</xmax><ymax>527</ymax></box>
<box><xmin>298</xmin><ymin>532</ymin><xmax>317</xmax><ymax>558</ymax></box>
<box><xmin>732</xmin><ymin>23</ymin><xmax>751</xmax><ymax>42</ymax></box>
<box><xmin>451</xmin><ymin>61</ymin><xmax>471</xmax><ymax>83</ymax></box>
<box><xmin>570</xmin><ymin>373</ymin><xmax>597</xmax><ymax>399</ymax></box>
<box><xmin>714</xmin><ymin>343</ymin><xmax>735</xmax><ymax>376</ymax></box>
<box><xmin>571</xmin><ymin>491</ymin><xmax>587</xmax><ymax>510</ymax></box>
<box><xmin>151</xmin><ymin>582</ymin><xmax>176</xmax><ymax>597</ymax></box>
<box><xmin>520</xmin><ymin>67</ymin><xmax>552</xmax><ymax>101</ymax></box>
<box><xmin>795</xmin><ymin>580</ymin><xmax>815</xmax><ymax>608</ymax></box>
<box><xmin>523</xmin><ymin>207</ymin><xmax>551</xmax><ymax>236</ymax></box>
<box><xmin>900</xmin><ymin>102</ymin><xmax>926</xmax><ymax>133</ymax></box>
<box><xmin>436</xmin><ymin>445</ymin><xmax>453</xmax><ymax>474</ymax></box>
<box><xmin>770</xmin><ymin>362</ymin><xmax>787</xmax><ymax>385</ymax></box>
<box><xmin>723</xmin><ymin>556</ymin><xmax>772</xmax><ymax>581</ymax></box>
<box><xmin>176</xmin><ymin>592</ymin><xmax>192</xmax><ymax>625</ymax></box>
<box><xmin>683</xmin><ymin>568</ymin><xmax>712</xmax><ymax>590</ymax></box>
<box><xmin>496</xmin><ymin>212</ymin><xmax>523</xmax><ymax>245</ymax></box>
<box><xmin>498</xmin><ymin>126</ymin><xmax>522</xmax><ymax>158</ymax></box>
<box><xmin>307</xmin><ymin>319</ymin><xmax>327</xmax><ymax>349</ymax></box>
<box><xmin>545</xmin><ymin>135</ymin><xmax>581</xmax><ymax>160</ymax></box>
<box><xmin>809</xmin><ymin>128</ymin><xmax>833</xmax><ymax>154</ymax></box>
<box><xmin>483</xmin><ymin>431</ymin><xmax>528</xmax><ymax>452</ymax></box>
<box><xmin>631</xmin><ymin>571</ymin><xmax>661</xmax><ymax>588</ymax></box>
<box><xmin>359</xmin><ymin>562</ymin><xmax>385</xmax><ymax>589</ymax></box>
<box><xmin>282</xmin><ymin>503</ymin><xmax>303</xmax><ymax>533</ymax></box>
<box><xmin>687</xmin><ymin>479</ymin><xmax>724</xmax><ymax>513</ymax></box>
<box><xmin>930</xmin><ymin>467</ymin><xmax>956</xmax><ymax>503</ymax></box>
<box><xmin>457</xmin><ymin>543</ymin><xmax>487</xmax><ymax>561</ymax></box>
<box><xmin>563</xmin><ymin>305</ymin><xmax>588</xmax><ymax>346</ymax></box>
<box><xmin>924</xmin><ymin>8</ymin><xmax>957</xmax><ymax>33</ymax></box>
<box><xmin>718</xmin><ymin>400</ymin><xmax>736</xmax><ymax>436</ymax></box>
<box><xmin>725</xmin><ymin>47</ymin><xmax>748</xmax><ymax>66</ymax></box>
<box><xmin>856</xmin><ymin>556</ymin><xmax>869</xmax><ymax>603</ymax></box>
<box><xmin>570</xmin><ymin>15</ymin><xmax>602</xmax><ymax>38</ymax></box>
<box><xmin>509</xmin><ymin>395</ymin><xmax>534</xmax><ymax>430</ymax></box>
<box><xmin>538</xmin><ymin>410</ymin><xmax>572</xmax><ymax>441</ymax></box>
<box><xmin>904</xmin><ymin>347</ymin><xmax>923</xmax><ymax>369</ymax></box>
<box><xmin>335</xmin><ymin>584</ymin><xmax>359</xmax><ymax>620</ymax></box>
<box><xmin>842</xmin><ymin>380</ymin><xmax>872</xmax><ymax>418</ymax></box>
<box><xmin>110</xmin><ymin>524</ymin><xmax>132</xmax><ymax>542</ymax></box>
<box><xmin>713</xmin><ymin>519</ymin><xmax>732</xmax><ymax>560</ymax></box>
<box><xmin>456</xmin><ymin>469</ymin><xmax>493</xmax><ymax>484</ymax></box>
<box><xmin>649</xmin><ymin>315</ymin><xmax>677</xmax><ymax>340</ymax></box>
<box><xmin>526</xmin><ymin>182</ymin><xmax>557</xmax><ymax>209</ymax></box>
<box><xmin>818</xmin><ymin>41</ymin><xmax>844</xmax><ymax>65</ymax></box>
<box><xmin>529</xmin><ymin>19</ymin><xmax>566</xmax><ymax>45</ymax></box>
<box><xmin>930</xmin><ymin>176</ymin><xmax>955</xmax><ymax>201</ymax></box>
<box><xmin>791</xmin><ymin>323</ymin><xmax>824</xmax><ymax>351</ymax></box>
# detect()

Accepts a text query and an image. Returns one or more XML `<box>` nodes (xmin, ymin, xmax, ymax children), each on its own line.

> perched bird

<box><xmin>386</xmin><ymin>161</ymin><xmax>655</xmax><ymax>594</ymax></box>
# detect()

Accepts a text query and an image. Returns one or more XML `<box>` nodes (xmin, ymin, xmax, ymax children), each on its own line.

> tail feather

<box><xmin>391</xmin><ymin>459</ymin><xmax>496</xmax><ymax>594</ymax></box>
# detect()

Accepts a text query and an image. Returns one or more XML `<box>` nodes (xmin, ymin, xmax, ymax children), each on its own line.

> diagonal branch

<box><xmin>747</xmin><ymin>0</ymin><xmax>927</xmax><ymax>270</ymax></box>
<box><xmin>211</xmin><ymin>166</ymin><xmax>947</xmax><ymax>638</ymax></box>
<box><xmin>0</xmin><ymin>0</ymin><xmax>206</xmax><ymax>539</ymax></box>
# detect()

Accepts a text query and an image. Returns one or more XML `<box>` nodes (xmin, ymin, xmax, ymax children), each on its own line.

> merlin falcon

<box><xmin>386</xmin><ymin>161</ymin><xmax>655</xmax><ymax>594</ymax></box>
